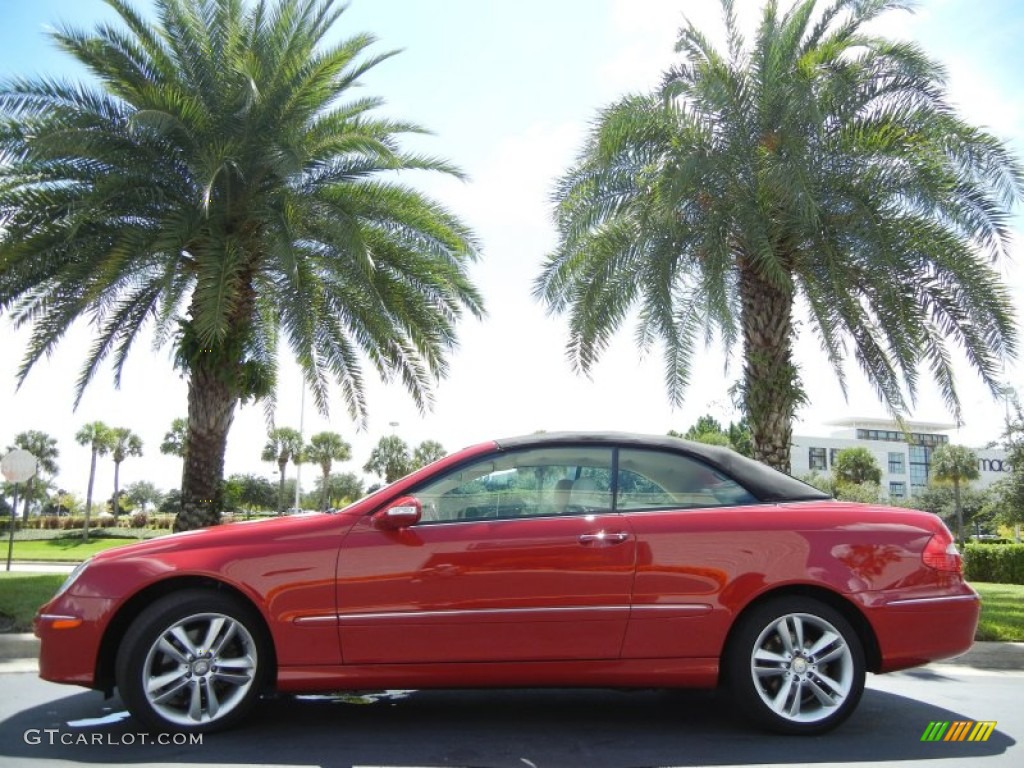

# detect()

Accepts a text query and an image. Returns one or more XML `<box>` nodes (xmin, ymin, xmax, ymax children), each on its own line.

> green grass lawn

<box><xmin>0</xmin><ymin>572</ymin><xmax>66</xmax><ymax>632</ymax></box>
<box><xmin>972</xmin><ymin>582</ymin><xmax>1024</xmax><ymax>642</ymax></box>
<box><xmin>4</xmin><ymin>537</ymin><xmax>137</xmax><ymax>562</ymax></box>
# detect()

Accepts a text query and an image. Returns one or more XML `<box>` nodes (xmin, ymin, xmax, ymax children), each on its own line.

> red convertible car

<box><xmin>35</xmin><ymin>432</ymin><xmax>979</xmax><ymax>734</ymax></box>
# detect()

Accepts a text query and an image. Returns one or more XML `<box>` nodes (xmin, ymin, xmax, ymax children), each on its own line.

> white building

<box><xmin>791</xmin><ymin>417</ymin><xmax>1010</xmax><ymax>500</ymax></box>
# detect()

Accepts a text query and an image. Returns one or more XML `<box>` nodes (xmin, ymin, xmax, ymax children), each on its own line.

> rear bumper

<box><xmin>866</xmin><ymin>590</ymin><xmax>981</xmax><ymax>672</ymax></box>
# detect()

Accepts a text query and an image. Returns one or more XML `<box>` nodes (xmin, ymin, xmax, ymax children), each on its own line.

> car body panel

<box><xmin>335</xmin><ymin>512</ymin><xmax>636</xmax><ymax>663</ymax></box>
<box><xmin>34</xmin><ymin>432</ymin><xmax>980</xmax><ymax>712</ymax></box>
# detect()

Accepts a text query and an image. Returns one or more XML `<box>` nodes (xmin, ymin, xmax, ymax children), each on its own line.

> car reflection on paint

<box><xmin>35</xmin><ymin>432</ymin><xmax>979</xmax><ymax>734</ymax></box>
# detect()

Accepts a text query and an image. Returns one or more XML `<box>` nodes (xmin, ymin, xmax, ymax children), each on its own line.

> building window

<box><xmin>889</xmin><ymin>482</ymin><xmax>906</xmax><ymax>499</ymax></box>
<box><xmin>888</xmin><ymin>452</ymin><xmax>905</xmax><ymax>474</ymax></box>
<box><xmin>829</xmin><ymin>448</ymin><xmax>841</xmax><ymax>468</ymax></box>
<box><xmin>855</xmin><ymin>428</ymin><xmax>949</xmax><ymax>447</ymax></box>
<box><xmin>809</xmin><ymin>447</ymin><xmax>827</xmax><ymax>471</ymax></box>
<box><xmin>910</xmin><ymin>445</ymin><xmax>931</xmax><ymax>494</ymax></box>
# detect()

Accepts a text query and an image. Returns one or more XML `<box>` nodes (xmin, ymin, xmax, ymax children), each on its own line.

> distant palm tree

<box><xmin>412</xmin><ymin>440</ymin><xmax>447</xmax><ymax>470</ymax></box>
<box><xmin>0</xmin><ymin>0</ymin><xmax>483</xmax><ymax>532</ymax></box>
<box><xmin>930</xmin><ymin>444</ymin><xmax>980</xmax><ymax>545</ymax></box>
<box><xmin>110</xmin><ymin>428</ymin><xmax>144</xmax><ymax>518</ymax></box>
<box><xmin>262</xmin><ymin>428</ymin><xmax>304</xmax><ymax>514</ymax></box>
<box><xmin>364</xmin><ymin>435</ymin><xmax>412</xmax><ymax>484</ymax></box>
<box><xmin>74</xmin><ymin>422</ymin><xmax>114</xmax><ymax>541</ymax></box>
<box><xmin>304</xmin><ymin>432</ymin><xmax>352</xmax><ymax>510</ymax></box>
<box><xmin>9</xmin><ymin>430</ymin><xmax>59</xmax><ymax>521</ymax></box>
<box><xmin>536</xmin><ymin>0</ymin><xmax>1021</xmax><ymax>471</ymax></box>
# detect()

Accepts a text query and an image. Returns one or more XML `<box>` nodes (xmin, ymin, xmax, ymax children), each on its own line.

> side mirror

<box><xmin>372</xmin><ymin>496</ymin><xmax>422</xmax><ymax>530</ymax></box>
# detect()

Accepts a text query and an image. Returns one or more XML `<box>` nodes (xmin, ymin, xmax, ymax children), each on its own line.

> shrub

<box><xmin>964</xmin><ymin>543</ymin><xmax>1024</xmax><ymax>585</ymax></box>
<box><xmin>129</xmin><ymin>511</ymin><xmax>148</xmax><ymax>528</ymax></box>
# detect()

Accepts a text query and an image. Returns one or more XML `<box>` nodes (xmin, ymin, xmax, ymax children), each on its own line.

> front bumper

<box><xmin>35</xmin><ymin>594</ymin><xmax>118</xmax><ymax>687</ymax></box>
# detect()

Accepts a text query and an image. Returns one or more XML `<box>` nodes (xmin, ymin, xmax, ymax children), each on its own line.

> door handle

<box><xmin>578</xmin><ymin>531</ymin><xmax>630</xmax><ymax>545</ymax></box>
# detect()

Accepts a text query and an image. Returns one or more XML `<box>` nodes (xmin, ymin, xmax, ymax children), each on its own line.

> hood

<box><xmin>89</xmin><ymin>512</ymin><xmax>341</xmax><ymax>563</ymax></box>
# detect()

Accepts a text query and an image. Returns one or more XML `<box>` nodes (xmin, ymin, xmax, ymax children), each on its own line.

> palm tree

<box><xmin>411</xmin><ymin>440</ymin><xmax>446</xmax><ymax>470</ymax></box>
<box><xmin>110</xmin><ymin>427</ymin><xmax>143</xmax><ymax>518</ymax></box>
<box><xmin>9</xmin><ymin>430</ymin><xmax>59</xmax><ymax>521</ymax></box>
<box><xmin>363</xmin><ymin>435</ymin><xmax>412</xmax><ymax>484</ymax></box>
<box><xmin>262</xmin><ymin>427</ymin><xmax>303</xmax><ymax>515</ymax></box>
<box><xmin>930</xmin><ymin>444</ymin><xmax>980</xmax><ymax>545</ymax></box>
<box><xmin>304</xmin><ymin>431</ymin><xmax>352</xmax><ymax>510</ymax></box>
<box><xmin>74</xmin><ymin>422</ymin><xmax>114</xmax><ymax>541</ymax></box>
<box><xmin>0</xmin><ymin>0</ymin><xmax>483</xmax><ymax>532</ymax></box>
<box><xmin>833</xmin><ymin>447</ymin><xmax>882</xmax><ymax>486</ymax></box>
<box><xmin>536</xmin><ymin>0</ymin><xmax>1021</xmax><ymax>471</ymax></box>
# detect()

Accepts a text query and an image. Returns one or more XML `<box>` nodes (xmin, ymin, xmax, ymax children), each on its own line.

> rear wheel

<box><xmin>727</xmin><ymin>597</ymin><xmax>865</xmax><ymax>734</ymax></box>
<box><xmin>115</xmin><ymin>590</ymin><xmax>269</xmax><ymax>732</ymax></box>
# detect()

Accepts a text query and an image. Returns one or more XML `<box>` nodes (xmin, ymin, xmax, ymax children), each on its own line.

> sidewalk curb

<box><xmin>0</xmin><ymin>633</ymin><xmax>39</xmax><ymax>661</ymax></box>
<box><xmin>1</xmin><ymin>633</ymin><xmax>1022</xmax><ymax>668</ymax></box>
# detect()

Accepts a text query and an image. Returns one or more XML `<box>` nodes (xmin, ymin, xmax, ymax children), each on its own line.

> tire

<box><xmin>115</xmin><ymin>589</ymin><xmax>269</xmax><ymax>733</ymax></box>
<box><xmin>726</xmin><ymin>596</ymin><xmax>865</xmax><ymax>735</ymax></box>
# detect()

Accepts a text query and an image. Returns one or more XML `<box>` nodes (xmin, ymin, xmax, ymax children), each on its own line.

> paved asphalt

<box><xmin>0</xmin><ymin>664</ymin><xmax>1020</xmax><ymax>768</ymax></box>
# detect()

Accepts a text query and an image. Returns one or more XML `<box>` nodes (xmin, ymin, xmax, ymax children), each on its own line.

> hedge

<box><xmin>964</xmin><ymin>543</ymin><xmax>1024</xmax><ymax>585</ymax></box>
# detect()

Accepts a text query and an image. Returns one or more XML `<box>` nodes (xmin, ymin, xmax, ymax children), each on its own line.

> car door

<box><xmin>335</xmin><ymin>446</ymin><xmax>636</xmax><ymax>664</ymax></box>
<box><xmin>613</xmin><ymin>447</ymin><xmax>763</xmax><ymax>659</ymax></box>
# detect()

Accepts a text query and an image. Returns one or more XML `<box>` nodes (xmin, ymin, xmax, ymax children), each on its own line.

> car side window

<box><xmin>617</xmin><ymin>449</ymin><xmax>756</xmax><ymax>510</ymax></box>
<box><xmin>414</xmin><ymin>447</ymin><xmax>613</xmax><ymax>523</ymax></box>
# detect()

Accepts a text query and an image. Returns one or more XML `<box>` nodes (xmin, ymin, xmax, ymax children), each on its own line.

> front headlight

<box><xmin>54</xmin><ymin>558</ymin><xmax>91</xmax><ymax>599</ymax></box>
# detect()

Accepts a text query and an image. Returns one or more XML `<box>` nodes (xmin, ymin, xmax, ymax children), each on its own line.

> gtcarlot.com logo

<box><xmin>920</xmin><ymin>721</ymin><xmax>997</xmax><ymax>742</ymax></box>
<box><xmin>23</xmin><ymin>729</ymin><xmax>203</xmax><ymax>747</ymax></box>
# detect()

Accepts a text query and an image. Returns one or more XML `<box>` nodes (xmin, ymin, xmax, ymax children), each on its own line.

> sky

<box><xmin>1</xmin><ymin>0</ymin><xmax>1022</xmax><ymax>502</ymax></box>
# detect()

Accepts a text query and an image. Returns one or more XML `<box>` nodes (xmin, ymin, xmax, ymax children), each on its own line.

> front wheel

<box><xmin>726</xmin><ymin>597</ymin><xmax>865</xmax><ymax>734</ymax></box>
<box><xmin>115</xmin><ymin>590</ymin><xmax>269</xmax><ymax>732</ymax></box>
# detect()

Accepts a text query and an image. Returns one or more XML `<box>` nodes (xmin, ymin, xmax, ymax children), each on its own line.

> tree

<box><xmin>160</xmin><ymin>418</ymin><xmax>188</xmax><ymax>458</ymax></box>
<box><xmin>8</xmin><ymin>430</ymin><xmax>59</xmax><ymax>520</ymax></box>
<box><xmin>930</xmin><ymin>444</ymin><xmax>980</xmax><ymax>544</ymax></box>
<box><xmin>110</xmin><ymin>428</ymin><xmax>143</xmax><ymax>517</ymax></box>
<box><xmin>727</xmin><ymin>419</ymin><xmax>754</xmax><ymax>459</ymax></box>
<box><xmin>224</xmin><ymin>474</ymin><xmax>277</xmax><ymax>514</ymax></box>
<box><xmin>125</xmin><ymin>481</ymin><xmax>163</xmax><ymax>514</ymax></box>
<box><xmin>535</xmin><ymin>0</ymin><xmax>1021</xmax><ymax>472</ymax></box>
<box><xmin>907</xmin><ymin>483</ymin><xmax>988</xmax><ymax>536</ymax></box>
<box><xmin>0</xmin><ymin>0</ymin><xmax>484</xmax><ymax>533</ymax></box>
<box><xmin>305</xmin><ymin>432</ymin><xmax>352</xmax><ymax>510</ymax></box>
<box><xmin>992</xmin><ymin>394</ymin><xmax>1024</xmax><ymax>538</ymax></box>
<box><xmin>314</xmin><ymin>472</ymin><xmax>365</xmax><ymax>509</ymax></box>
<box><xmin>262</xmin><ymin>428</ymin><xmax>303</xmax><ymax>515</ymax></box>
<box><xmin>74</xmin><ymin>422</ymin><xmax>114</xmax><ymax>540</ymax></box>
<box><xmin>364</xmin><ymin>435</ymin><xmax>412</xmax><ymax>484</ymax></box>
<box><xmin>671</xmin><ymin>414</ymin><xmax>751</xmax><ymax>454</ymax></box>
<box><xmin>412</xmin><ymin>440</ymin><xmax>447</xmax><ymax>470</ymax></box>
<box><xmin>833</xmin><ymin>447</ymin><xmax>882</xmax><ymax>486</ymax></box>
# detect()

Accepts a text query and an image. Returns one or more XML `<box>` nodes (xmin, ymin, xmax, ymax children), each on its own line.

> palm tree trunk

<box><xmin>174</xmin><ymin>360</ymin><xmax>238</xmax><ymax>532</ymax></box>
<box><xmin>277</xmin><ymin>461</ymin><xmax>287</xmax><ymax>515</ymax></box>
<box><xmin>739</xmin><ymin>259</ymin><xmax>799</xmax><ymax>472</ymax></box>
<box><xmin>953</xmin><ymin>479</ymin><xmax>963</xmax><ymax>545</ymax></box>
<box><xmin>321</xmin><ymin>464</ymin><xmax>330</xmax><ymax>511</ymax></box>
<box><xmin>83</xmin><ymin>447</ymin><xmax>97</xmax><ymax>542</ymax></box>
<box><xmin>113</xmin><ymin>460</ymin><xmax>121</xmax><ymax>518</ymax></box>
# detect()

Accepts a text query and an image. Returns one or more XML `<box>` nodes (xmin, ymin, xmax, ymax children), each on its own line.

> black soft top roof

<box><xmin>494</xmin><ymin>431</ymin><xmax>829</xmax><ymax>503</ymax></box>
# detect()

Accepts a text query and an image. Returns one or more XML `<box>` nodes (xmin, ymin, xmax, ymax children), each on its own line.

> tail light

<box><xmin>923</xmin><ymin>530</ymin><xmax>962</xmax><ymax>573</ymax></box>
